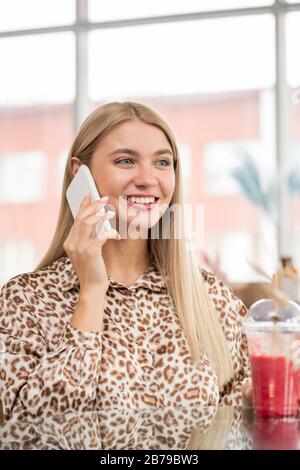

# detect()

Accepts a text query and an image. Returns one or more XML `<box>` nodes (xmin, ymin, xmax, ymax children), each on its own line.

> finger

<box><xmin>79</xmin><ymin>192</ymin><xmax>92</xmax><ymax>208</ymax></box>
<box><xmin>78</xmin><ymin>196</ymin><xmax>109</xmax><ymax>219</ymax></box>
<box><xmin>71</xmin><ymin>210</ymin><xmax>113</xmax><ymax>246</ymax></box>
<box><xmin>74</xmin><ymin>226</ymin><xmax>120</xmax><ymax>254</ymax></box>
<box><xmin>76</xmin><ymin>193</ymin><xmax>93</xmax><ymax>218</ymax></box>
<box><xmin>82</xmin><ymin>210</ymin><xmax>115</xmax><ymax>227</ymax></box>
<box><xmin>66</xmin><ymin>193</ymin><xmax>93</xmax><ymax>239</ymax></box>
<box><xmin>76</xmin><ymin>213</ymin><xmax>115</xmax><ymax>242</ymax></box>
<box><xmin>97</xmin><ymin>228</ymin><xmax>121</xmax><ymax>241</ymax></box>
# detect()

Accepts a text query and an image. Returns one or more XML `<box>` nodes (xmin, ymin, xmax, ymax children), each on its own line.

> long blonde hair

<box><xmin>188</xmin><ymin>406</ymin><xmax>234</xmax><ymax>450</ymax></box>
<box><xmin>35</xmin><ymin>101</ymin><xmax>233</xmax><ymax>387</ymax></box>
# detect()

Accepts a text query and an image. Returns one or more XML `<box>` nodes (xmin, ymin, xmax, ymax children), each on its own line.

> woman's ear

<box><xmin>70</xmin><ymin>157</ymin><xmax>81</xmax><ymax>177</ymax></box>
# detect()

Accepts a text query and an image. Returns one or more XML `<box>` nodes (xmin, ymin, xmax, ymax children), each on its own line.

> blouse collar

<box><xmin>58</xmin><ymin>255</ymin><xmax>166</xmax><ymax>294</ymax></box>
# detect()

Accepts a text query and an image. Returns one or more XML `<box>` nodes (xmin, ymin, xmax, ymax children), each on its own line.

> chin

<box><xmin>120</xmin><ymin>217</ymin><xmax>160</xmax><ymax>238</ymax></box>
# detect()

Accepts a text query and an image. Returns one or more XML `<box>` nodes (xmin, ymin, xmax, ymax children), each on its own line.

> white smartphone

<box><xmin>66</xmin><ymin>164</ymin><xmax>112</xmax><ymax>238</ymax></box>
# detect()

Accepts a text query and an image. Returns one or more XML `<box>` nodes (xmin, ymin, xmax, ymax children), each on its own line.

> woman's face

<box><xmin>82</xmin><ymin>120</ymin><xmax>176</xmax><ymax>237</ymax></box>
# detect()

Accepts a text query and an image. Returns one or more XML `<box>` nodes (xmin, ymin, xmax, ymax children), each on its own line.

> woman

<box><xmin>0</xmin><ymin>101</ymin><xmax>251</xmax><ymax>422</ymax></box>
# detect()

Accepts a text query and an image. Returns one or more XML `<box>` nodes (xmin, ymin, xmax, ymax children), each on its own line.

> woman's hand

<box><xmin>63</xmin><ymin>193</ymin><xmax>120</xmax><ymax>295</ymax></box>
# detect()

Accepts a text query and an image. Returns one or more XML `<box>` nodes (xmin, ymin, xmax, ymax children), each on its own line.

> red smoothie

<box><xmin>250</xmin><ymin>355</ymin><xmax>299</xmax><ymax>418</ymax></box>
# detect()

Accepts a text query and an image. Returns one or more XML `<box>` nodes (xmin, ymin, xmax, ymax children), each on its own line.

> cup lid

<box><xmin>243</xmin><ymin>299</ymin><xmax>300</xmax><ymax>333</ymax></box>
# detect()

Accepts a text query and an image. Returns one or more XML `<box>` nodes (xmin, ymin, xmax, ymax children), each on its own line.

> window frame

<box><xmin>0</xmin><ymin>0</ymin><xmax>299</xmax><ymax>258</ymax></box>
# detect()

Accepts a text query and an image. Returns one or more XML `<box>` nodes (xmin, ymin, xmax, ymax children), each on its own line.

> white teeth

<box><xmin>126</xmin><ymin>196</ymin><xmax>156</xmax><ymax>204</ymax></box>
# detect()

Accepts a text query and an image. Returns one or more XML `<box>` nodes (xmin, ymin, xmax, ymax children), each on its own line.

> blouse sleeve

<box><xmin>201</xmin><ymin>269</ymin><xmax>251</xmax><ymax>406</ymax></box>
<box><xmin>218</xmin><ymin>293</ymin><xmax>252</xmax><ymax>405</ymax></box>
<box><xmin>0</xmin><ymin>278</ymin><xmax>103</xmax><ymax>422</ymax></box>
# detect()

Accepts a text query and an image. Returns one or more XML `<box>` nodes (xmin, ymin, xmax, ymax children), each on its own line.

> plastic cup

<box><xmin>243</xmin><ymin>299</ymin><xmax>300</xmax><ymax>418</ymax></box>
<box><xmin>252</xmin><ymin>416</ymin><xmax>299</xmax><ymax>450</ymax></box>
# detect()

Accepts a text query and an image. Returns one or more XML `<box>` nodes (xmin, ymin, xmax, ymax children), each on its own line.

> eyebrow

<box><xmin>107</xmin><ymin>148</ymin><xmax>174</xmax><ymax>158</ymax></box>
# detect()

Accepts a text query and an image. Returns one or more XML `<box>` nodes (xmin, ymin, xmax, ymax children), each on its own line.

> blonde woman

<box><xmin>0</xmin><ymin>101</ymin><xmax>251</xmax><ymax>422</ymax></box>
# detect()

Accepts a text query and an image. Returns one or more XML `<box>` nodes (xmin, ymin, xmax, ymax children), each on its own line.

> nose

<box><xmin>133</xmin><ymin>162</ymin><xmax>158</xmax><ymax>188</ymax></box>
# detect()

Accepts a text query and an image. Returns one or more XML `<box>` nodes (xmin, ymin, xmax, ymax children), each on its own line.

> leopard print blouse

<box><xmin>0</xmin><ymin>255</ymin><xmax>250</xmax><ymax>422</ymax></box>
<box><xmin>0</xmin><ymin>406</ymin><xmax>252</xmax><ymax>450</ymax></box>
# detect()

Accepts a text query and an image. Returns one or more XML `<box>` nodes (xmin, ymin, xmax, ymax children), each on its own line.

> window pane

<box><xmin>88</xmin><ymin>15</ymin><xmax>276</xmax><ymax>284</ymax></box>
<box><xmin>0</xmin><ymin>33</ymin><xmax>75</xmax><ymax>286</ymax></box>
<box><xmin>287</xmin><ymin>12</ymin><xmax>300</xmax><ymax>271</ymax></box>
<box><xmin>0</xmin><ymin>240</ymin><xmax>35</xmax><ymax>283</ymax></box>
<box><xmin>89</xmin><ymin>16</ymin><xmax>274</xmax><ymax>100</ymax></box>
<box><xmin>0</xmin><ymin>33</ymin><xmax>75</xmax><ymax>106</ymax></box>
<box><xmin>287</xmin><ymin>12</ymin><xmax>300</xmax><ymax>90</ymax></box>
<box><xmin>89</xmin><ymin>0</ymin><xmax>274</xmax><ymax>22</ymax></box>
<box><xmin>0</xmin><ymin>0</ymin><xmax>75</xmax><ymax>32</ymax></box>
<box><xmin>0</xmin><ymin>151</ymin><xmax>47</xmax><ymax>202</ymax></box>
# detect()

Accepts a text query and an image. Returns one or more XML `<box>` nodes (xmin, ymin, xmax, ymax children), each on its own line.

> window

<box><xmin>204</xmin><ymin>139</ymin><xmax>275</xmax><ymax>196</ymax></box>
<box><xmin>88</xmin><ymin>15</ymin><xmax>274</xmax><ymax>102</ymax></box>
<box><xmin>89</xmin><ymin>0</ymin><xmax>274</xmax><ymax>23</ymax></box>
<box><xmin>0</xmin><ymin>151</ymin><xmax>47</xmax><ymax>202</ymax></box>
<box><xmin>1</xmin><ymin>0</ymin><xmax>299</xmax><ymax>284</ymax></box>
<box><xmin>0</xmin><ymin>31</ymin><xmax>75</xmax><ymax>277</ymax></box>
<box><xmin>0</xmin><ymin>240</ymin><xmax>35</xmax><ymax>288</ymax></box>
<box><xmin>0</xmin><ymin>0</ymin><xmax>75</xmax><ymax>32</ymax></box>
<box><xmin>287</xmin><ymin>11</ymin><xmax>300</xmax><ymax>268</ymax></box>
<box><xmin>0</xmin><ymin>33</ymin><xmax>75</xmax><ymax>106</ymax></box>
<box><xmin>88</xmin><ymin>14</ymin><xmax>275</xmax><ymax>282</ymax></box>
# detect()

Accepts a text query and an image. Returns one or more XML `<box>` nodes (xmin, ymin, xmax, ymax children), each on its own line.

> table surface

<box><xmin>0</xmin><ymin>405</ymin><xmax>299</xmax><ymax>450</ymax></box>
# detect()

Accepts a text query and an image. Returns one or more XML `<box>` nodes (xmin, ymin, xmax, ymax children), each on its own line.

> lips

<box><xmin>123</xmin><ymin>195</ymin><xmax>159</xmax><ymax>201</ymax></box>
<box><xmin>122</xmin><ymin>195</ymin><xmax>159</xmax><ymax>211</ymax></box>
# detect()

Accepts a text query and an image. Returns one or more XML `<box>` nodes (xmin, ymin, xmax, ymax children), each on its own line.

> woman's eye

<box><xmin>115</xmin><ymin>158</ymin><xmax>171</xmax><ymax>166</ymax></box>
<box><xmin>116</xmin><ymin>158</ymin><xmax>133</xmax><ymax>164</ymax></box>
<box><xmin>157</xmin><ymin>159</ymin><xmax>171</xmax><ymax>166</ymax></box>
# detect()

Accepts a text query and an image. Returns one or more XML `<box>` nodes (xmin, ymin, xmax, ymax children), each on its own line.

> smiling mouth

<box><xmin>121</xmin><ymin>195</ymin><xmax>160</xmax><ymax>210</ymax></box>
<box><xmin>122</xmin><ymin>196</ymin><xmax>159</xmax><ymax>204</ymax></box>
